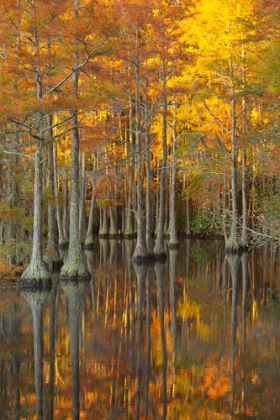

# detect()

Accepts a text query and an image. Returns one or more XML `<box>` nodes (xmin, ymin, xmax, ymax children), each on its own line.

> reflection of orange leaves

<box><xmin>199</xmin><ymin>365</ymin><xmax>230</xmax><ymax>399</ymax></box>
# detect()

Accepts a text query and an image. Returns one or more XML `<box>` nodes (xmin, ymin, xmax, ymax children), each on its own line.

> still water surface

<box><xmin>1</xmin><ymin>238</ymin><xmax>280</xmax><ymax>419</ymax></box>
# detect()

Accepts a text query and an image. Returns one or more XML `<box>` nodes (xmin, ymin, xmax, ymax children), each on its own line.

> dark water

<box><xmin>1</xmin><ymin>238</ymin><xmax>280</xmax><ymax>419</ymax></box>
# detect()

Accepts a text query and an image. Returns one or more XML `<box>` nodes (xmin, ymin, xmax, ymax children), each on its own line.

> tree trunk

<box><xmin>154</xmin><ymin>91</ymin><xmax>167</xmax><ymax>260</ymax></box>
<box><xmin>168</xmin><ymin>119</ymin><xmax>179</xmax><ymax>249</ymax></box>
<box><xmin>44</xmin><ymin>115</ymin><xmax>62</xmax><ymax>269</ymax></box>
<box><xmin>132</xmin><ymin>30</ymin><xmax>149</xmax><ymax>262</ymax></box>
<box><xmin>60</xmin><ymin>110</ymin><xmax>90</xmax><ymax>279</ymax></box>
<box><xmin>79</xmin><ymin>151</ymin><xmax>86</xmax><ymax>243</ymax></box>
<box><xmin>20</xmin><ymin>117</ymin><xmax>51</xmax><ymax>285</ymax></box>
<box><xmin>226</xmin><ymin>98</ymin><xmax>239</xmax><ymax>251</ymax></box>
<box><xmin>85</xmin><ymin>155</ymin><xmax>96</xmax><ymax>248</ymax></box>
<box><xmin>144</xmin><ymin>91</ymin><xmax>154</xmax><ymax>254</ymax></box>
<box><xmin>53</xmin><ymin>145</ymin><xmax>67</xmax><ymax>247</ymax></box>
<box><xmin>241</xmin><ymin>151</ymin><xmax>248</xmax><ymax>248</ymax></box>
<box><xmin>60</xmin><ymin>0</ymin><xmax>90</xmax><ymax>280</ymax></box>
<box><xmin>99</xmin><ymin>207</ymin><xmax>109</xmax><ymax>237</ymax></box>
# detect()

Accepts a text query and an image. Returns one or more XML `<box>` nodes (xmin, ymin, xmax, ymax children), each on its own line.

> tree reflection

<box><xmin>169</xmin><ymin>248</ymin><xmax>178</xmax><ymax>399</ymax></box>
<box><xmin>226</xmin><ymin>254</ymin><xmax>240</xmax><ymax>417</ymax></box>
<box><xmin>21</xmin><ymin>284</ymin><xmax>52</xmax><ymax>420</ymax></box>
<box><xmin>61</xmin><ymin>278</ymin><xmax>89</xmax><ymax>420</ymax></box>
<box><xmin>155</xmin><ymin>262</ymin><xmax>167</xmax><ymax>420</ymax></box>
<box><xmin>46</xmin><ymin>276</ymin><xmax>59</xmax><ymax>420</ymax></box>
<box><xmin>144</xmin><ymin>265</ymin><xmax>153</xmax><ymax>420</ymax></box>
<box><xmin>132</xmin><ymin>263</ymin><xmax>146</xmax><ymax>420</ymax></box>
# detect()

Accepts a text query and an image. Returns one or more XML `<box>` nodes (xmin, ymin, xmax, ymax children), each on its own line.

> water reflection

<box><xmin>2</xmin><ymin>239</ymin><xmax>280</xmax><ymax>418</ymax></box>
<box><xmin>61</xmin><ymin>278</ymin><xmax>89</xmax><ymax>420</ymax></box>
<box><xmin>21</xmin><ymin>284</ymin><xmax>52</xmax><ymax>419</ymax></box>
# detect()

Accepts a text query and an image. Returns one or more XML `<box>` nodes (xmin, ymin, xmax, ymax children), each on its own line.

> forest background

<box><xmin>0</xmin><ymin>0</ymin><xmax>279</xmax><ymax>283</ymax></box>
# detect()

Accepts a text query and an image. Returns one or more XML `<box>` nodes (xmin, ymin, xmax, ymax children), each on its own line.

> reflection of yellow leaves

<box><xmin>252</xmin><ymin>299</ymin><xmax>258</xmax><ymax>321</ymax></box>
<box><xmin>178</xmin><ymin>299</ymin><xmax>210</xmax><ymax>338</ymax></box>
<box><xmin>178</xmin><ymin>299</ymin><xmax>200</xmax><ymax>319</ymax></box>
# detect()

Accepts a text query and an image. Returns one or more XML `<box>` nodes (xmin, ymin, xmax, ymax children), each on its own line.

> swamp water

<box><xmin>1</xmin><ymin>238</ymin><xmax>280</xmax><ymax>419</ymax></box>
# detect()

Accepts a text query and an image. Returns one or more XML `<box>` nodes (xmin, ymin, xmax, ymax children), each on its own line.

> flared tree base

<box><xmin>19</xmin><ymin>261</ymin><xmax>52</xmax><ymax>289</ymax></box>
<box><xmin>19</xmin><ymin>260</ymin><xmax>52</xmax><ymax>288</ymax></box>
